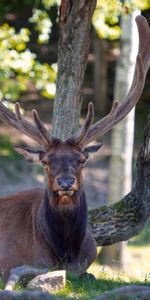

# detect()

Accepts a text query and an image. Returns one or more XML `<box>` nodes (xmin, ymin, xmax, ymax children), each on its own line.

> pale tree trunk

<box><xmin>98</xmin><ymin>10</ymin><xmax>140</xmax><ymax>269</ymax></box>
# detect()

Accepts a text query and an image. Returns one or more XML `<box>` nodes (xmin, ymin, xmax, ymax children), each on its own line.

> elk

<box><xmin>0</xmin><ymin>16</ymin><xmax>149</xmax><ymax>279</ymax></box>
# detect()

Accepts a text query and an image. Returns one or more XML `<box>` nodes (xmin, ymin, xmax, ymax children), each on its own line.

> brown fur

<box><xmin>0</xmin><ymin>142</ymin><xmax>97</xmax><ymax>279</ymax></box>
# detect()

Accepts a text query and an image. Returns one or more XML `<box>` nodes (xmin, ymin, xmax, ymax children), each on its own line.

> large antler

<box><xmin>74</xmin><ymin>101</ymin><xmax>119</xmax><ymax>147</ymax></box>
<box><xmin>76</xmin><ymin>15</ymin><xmax>150</xmax><ymax>147</ymax></box>
<box><xmin>0</xmin><ymin>102</ymin><xmax>52</xmax><ymax>149</ymax></box>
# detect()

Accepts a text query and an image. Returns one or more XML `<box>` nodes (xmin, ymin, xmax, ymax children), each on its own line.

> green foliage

<box><xmin>0</xmin><ymin>135</ymin><xmax>21</xmax><ymax>161</ymax></box>
<box><xmin>30</xmin><ymin>0</ymin><xmax>60</xmax><ymax>44</ymax></box>
<box><xmin>0</xmin><ymin>23</ymin><xmax>57</xmax><ymax>101</ymax></box>
<box><xmin>29</xmin><ymin>9</ymin><xmax>52</xmax><ymax>44</ymax></box>
<box><xmin>0</xmin><ymin>0</ymin><xmax>59</xmax><ymax>102</ymax></box>
<box><xmin>129</xmin><ymin>0</ymin><xmax>150</xmax><ymax>10</ymax></box>
<box><xmin>42</xmin><ymin>0</ymin><xmax>60</xmax><ymax>10</ymax></box>
<box><xmin>93</xmin><ymin>0</ymin><xmax>122</xmax><ymax>40</ymax></box>
<box><xmin>0</xmin><ymin>0</ymin><xmax>149</xmax><ymax>102</ymax></box>
<box><xmin>93</xmin><ymin>0</ymin><xmax>150</xmax><ymax>40</ymax></box>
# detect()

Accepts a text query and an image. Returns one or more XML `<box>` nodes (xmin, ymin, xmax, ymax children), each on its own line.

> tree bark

<box><xmin>52</xmin><ymin>0</ymin><xmax>96</xmax><ymax>140</ymax></box>
<box><xmin>88</xmin><ymin>112</ymin><xmax>150</xmax><ymax>245</ymax></box>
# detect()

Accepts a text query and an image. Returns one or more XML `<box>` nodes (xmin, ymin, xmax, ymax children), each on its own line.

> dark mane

<box><xmin>39</xmin><ymin>189</ymin><xmax>87</xmax><ymax>263</ymax></box>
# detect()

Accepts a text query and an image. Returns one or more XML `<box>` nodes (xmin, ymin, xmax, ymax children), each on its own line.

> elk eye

<box><xmin>41</xmin><ymin>160</ymin><xmax>47</xmax><ymax>166</ymax></box>
<box><xmin>80</xmin><ymin>158</ymin><xmax>86</xmax><ymax>166</ymax></box>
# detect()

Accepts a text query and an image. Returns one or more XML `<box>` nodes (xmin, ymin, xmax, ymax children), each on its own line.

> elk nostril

<box><xmin>70</xmin><ymin>178</ymin><xmax>75</xmax><ymax>185</ymax></box>
<box><xmin>57</xmin><ymin>179</ymin><xmax>62</xmax><ymax>186</ymax></box>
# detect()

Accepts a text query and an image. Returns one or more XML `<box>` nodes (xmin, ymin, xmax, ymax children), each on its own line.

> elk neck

<box><xmin>37</xmin><ymin>185</ymin><xmax>88</xmax><ymax>264</ymax></box>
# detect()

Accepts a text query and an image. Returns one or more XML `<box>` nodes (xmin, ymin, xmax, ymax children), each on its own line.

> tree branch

<box><xmin>52</xmin><ymin>0</ymin><xmax>96</xmax><ymax>139</ymax></box>
<box><xmin>88</xmin><ymin>114</ymin><xmax>150</xmax><ymax>245</ymax></box>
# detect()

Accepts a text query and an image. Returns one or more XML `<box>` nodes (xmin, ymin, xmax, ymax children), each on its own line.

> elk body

<box><xmin>0</xmin><ymin>143</ymin><xmax>98</xmax><ymax>278</ymax></box>
<box><xmin>0</xmin><ymin>16</ymin><xmax>149</xmax><ymax>279</ymax></box>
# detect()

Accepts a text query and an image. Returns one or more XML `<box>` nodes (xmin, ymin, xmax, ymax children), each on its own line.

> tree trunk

<box><xmin>52</xmin><ymin>0</ymin><xmax>96</xmax><ymax>140</ymax></box>
<box><xmin>94</xmin><ymin>36</ymin><xmax>108</xmax><ymax>115</ymax></box>
<box><xmin>100</xmin><ymin>10</ymin><xmax>140</xmax><ymax>269</ymax></box>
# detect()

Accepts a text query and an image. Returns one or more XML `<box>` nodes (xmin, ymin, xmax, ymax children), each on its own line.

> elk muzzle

<box><xmin>53</xmin><ymin>175</ymin><xmax>77</xmax><ymax>196</ymax></box>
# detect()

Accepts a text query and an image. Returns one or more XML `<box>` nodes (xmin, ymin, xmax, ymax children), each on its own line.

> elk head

<box><xmin>14</xmin><ymin>103</ymin><xmax>102</xmax><ymax>202</ymax></box>
<box><xmin>0</xmin><ymin>16</ymin><xmax>149</xmax><ymax>204</ymax></box>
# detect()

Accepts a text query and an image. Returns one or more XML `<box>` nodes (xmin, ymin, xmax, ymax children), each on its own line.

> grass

<box><xmin>55</xmin><ymin>224</ymin><xmax>150</xmax><ymax>300</ymax></box>
<box><xmin>55</xmin><ymin>266</ymin><xmax>150</xmax><ymax>300</ymax></box>
<box><xmin>0</xmin><ymin>267</ymin><xmax>149</xmax><ymax>299</ymax></box>
<box><xmin>57</xmin><ymin>272</ymin><xmax>127</xmax><ymax>300</ymax></box>
<box><xmin>55</xmin><ymin>232</ymin><xmax>150</xmax><ymax>300</ymax></box>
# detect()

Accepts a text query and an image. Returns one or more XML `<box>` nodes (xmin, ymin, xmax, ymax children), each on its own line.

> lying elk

<box><xmin>0</xmin><ymin>16</ymin><xmax>149</xmax><ymax>279</ymax></box>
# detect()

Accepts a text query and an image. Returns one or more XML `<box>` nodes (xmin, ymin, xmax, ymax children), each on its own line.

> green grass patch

<box><xmin>56</xmin><ymin>270</ymin><xmax>149</xmax><ymax>300</ymax></box>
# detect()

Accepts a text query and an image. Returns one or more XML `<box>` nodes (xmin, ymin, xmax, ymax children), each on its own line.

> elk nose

<box><xmin>57</xmin><ymin>178</ymin><xmax>75</xmax><ymax>190</ymax></box>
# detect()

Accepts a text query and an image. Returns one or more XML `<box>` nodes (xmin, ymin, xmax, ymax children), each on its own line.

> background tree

<box><xmin>100</xmin><ymin>9</ymin><xmax>141</xmax><ymax>269</ymax></box>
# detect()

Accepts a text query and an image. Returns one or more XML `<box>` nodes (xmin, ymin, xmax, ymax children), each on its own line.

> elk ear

<box><xmin>15</xmin><ymin>147</ymin><xmax>45</xmax><ymax>164</ymax></box>
<box><xmin>82</xmin><ymin>143</ymin><xmax>103</xmax><ymax>159</ymax></box>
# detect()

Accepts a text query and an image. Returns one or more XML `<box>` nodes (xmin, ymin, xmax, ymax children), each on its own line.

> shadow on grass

<box><xmin>56</xmin><ymin>272</ymin><xmax>150</xmax><ymax>300</ymax></box>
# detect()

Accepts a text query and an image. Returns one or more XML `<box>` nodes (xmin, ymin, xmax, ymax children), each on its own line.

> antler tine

<box><xmin>84</xmin><ymin>15</ymin><xmax>150</xmax><ymax>145</ymax></box>
<box><xmin>15</xmin><ymin>102</ymin><xmax>22</xmax><ymax>121</ymax></box>
<box><xmin>85</xmin><ymin>101</ymin><xmax>119</xmax><ymax>144</ymax></box>
<box><xmin>14</xmin><ymin>103</ymin><xmax>50</xmax><ymax>148</ymax></box>
<box><xmin>75</xmin><ymin>102</ymin><xmax>94</xmax><ymax>145</ymax></box>
<box><xmin>136</xmin><ymin>15</ymin><xmax>150</xmax><ymax>74</ymax></box>
<box><xmin>0</xmin><ymin>102</ymin><xmax>50</xmax><ymax>148</ymax></box>
<box><xmin>32</xmin><ymin>109</ymin><xmax>53</xmax><ymax>147</ymax></box>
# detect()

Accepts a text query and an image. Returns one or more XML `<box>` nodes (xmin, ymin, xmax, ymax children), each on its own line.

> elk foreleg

<box><xmin>67</xmin><ymin>230</ymin><xmax>97</xmax><ymax>276</ymax></box>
